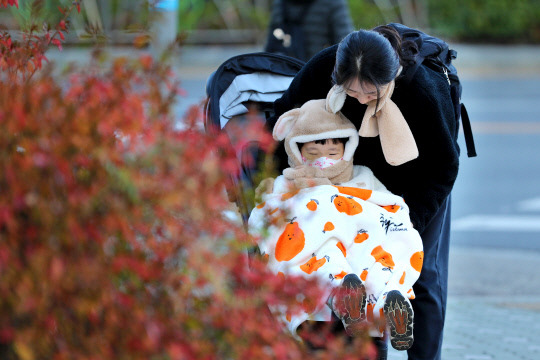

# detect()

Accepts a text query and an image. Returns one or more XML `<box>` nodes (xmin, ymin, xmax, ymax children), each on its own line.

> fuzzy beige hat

<box><xmin>273</xmin><ymin>99</ymin><xmax>359</xmax><ymax>166</ymax></box>
<box><xmin>273</xmin><ymin>97</ymin><xmax>359</xmax><ymax>185</ymax></box>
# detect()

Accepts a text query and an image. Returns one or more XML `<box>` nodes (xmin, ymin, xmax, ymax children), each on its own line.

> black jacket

<box><xmin>268</xmin><ymin>45</ymin><xmax>460</xmax><ymax>234</ymax></box>
<box><xmin>266</xmin><ymin>0</ymin><xmax>353</xmax><ymax>62</ymax></box>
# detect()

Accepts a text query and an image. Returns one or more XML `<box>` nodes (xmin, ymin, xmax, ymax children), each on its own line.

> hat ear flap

<box><xmin>273</xmin><ymin>108</ymin><xmax>300</xmax><ymax>141</ymax></box>
<box><xmin>326</xmin><ymin>84</ymin><xmax>347</xmax><ymax>114</ymax></box>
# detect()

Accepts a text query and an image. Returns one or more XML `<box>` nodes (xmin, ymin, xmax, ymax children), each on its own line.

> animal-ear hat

<box><xmin>273</xmin><ymin>94</ymin><xmax>359</xmax><ymax>167</ymax></box>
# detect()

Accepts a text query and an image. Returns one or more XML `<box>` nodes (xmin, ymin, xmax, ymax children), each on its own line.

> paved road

<box><xmin>451</xmin><ymin>77</ymin><xmax>540</xmax><ymax>251</ymax></box>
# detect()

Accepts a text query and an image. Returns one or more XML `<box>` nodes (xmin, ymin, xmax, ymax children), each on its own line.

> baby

<box><xmin>249</xmin><ymin>97</ymin><xmax>423</xmax><ymax>351</ymax></box>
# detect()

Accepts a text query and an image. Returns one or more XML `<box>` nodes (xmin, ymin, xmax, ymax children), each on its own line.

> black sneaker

<box><xmin>383</xmin><ymin>290</ymin><xmax>414</xmax><ymax>350</ymax></box>
<box><xmin>330</xmin><ymin>273</ymin><xmax>366</xmax><ymax>336</ymax></box>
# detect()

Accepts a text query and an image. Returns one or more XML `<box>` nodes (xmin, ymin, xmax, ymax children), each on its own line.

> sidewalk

<box><xmin>389</xmin><ymin>245</ymin><xmax>540</xmax><ymax>360</ymax></box>
<box><xmin>46</xmin><ymin>43</ymin><xmax>540</xmax><ymax>359</ymax></box>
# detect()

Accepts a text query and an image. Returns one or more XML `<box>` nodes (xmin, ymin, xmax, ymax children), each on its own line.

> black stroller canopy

<box><xmin>204</xmin><ymin>52</ymin><xmax>305</xmax><ymax>222</ymax></box>
<box><xmin>205</xmin><ymin>52</ymin><xmax>304</xmax><ymax>132</ymax></box>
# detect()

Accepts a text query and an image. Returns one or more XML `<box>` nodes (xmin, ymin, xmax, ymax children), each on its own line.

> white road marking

<box><xmin>467</xmin><ymin>121</ymin><xmax>540</xmax><ymax>134</ymax></box>
<box><xmin>517</xmin><ymin>197</ymin><xmax>540</xmax><ymax>212</ymax></box>
<box><xmin>452</xmin><ymin>214</ymin><xmax>540</xmax><ymax>231</ymax></box>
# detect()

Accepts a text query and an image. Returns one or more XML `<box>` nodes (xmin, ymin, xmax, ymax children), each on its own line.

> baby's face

<box><xmin>300</xmin><ymin>140</ymin><xmax>344</xmax><ymax>161</ymax></box>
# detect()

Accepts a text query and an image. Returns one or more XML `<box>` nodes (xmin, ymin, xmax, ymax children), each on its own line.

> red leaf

<box><xmin>0</xmin><ymin>327</ymin><xmax>14</xmax><ymax>342</ymax></box>
<box><xmin>51</xmin><ymin>38</ymin><xmax>62</xmax><ymax>51</ymax></box>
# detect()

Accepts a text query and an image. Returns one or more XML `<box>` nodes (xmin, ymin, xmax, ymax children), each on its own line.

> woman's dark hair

<box><xmin>331</xmin><ymin>25</ymin><xmax>418</xmax><ymax>108</ymax></box>
<box><xmin>372</xmin><ymin>25</ymin><xmax>419</xmax><ymax>68</ymax></box>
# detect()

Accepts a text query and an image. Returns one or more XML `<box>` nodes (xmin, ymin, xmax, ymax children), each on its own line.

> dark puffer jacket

<box><xmin>268</xmin><ymin>44</ymin><xmax>461</xmax><ymax>234</ymax></box>
<box><xmin>266</xmin><ymin>0</ymin><xmax>353</xmax><ymax>62</ymax></box>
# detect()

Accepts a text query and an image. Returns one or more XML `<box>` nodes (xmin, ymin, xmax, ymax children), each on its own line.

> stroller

<box><xmin>204</xmin><ymin>52</ymin><xmax>305</xmax><ymax>223</ymax></box>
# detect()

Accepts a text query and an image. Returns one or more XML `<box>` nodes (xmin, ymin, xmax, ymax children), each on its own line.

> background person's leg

<box><xmin>407</xmin><ymin>196</ymin><xmax>451</xmax><ymax>360</ymax></box>
<box><xmin>372</xmin><ymin>334</ymin><xmax>388</xmax><ymax>360</ymax></box>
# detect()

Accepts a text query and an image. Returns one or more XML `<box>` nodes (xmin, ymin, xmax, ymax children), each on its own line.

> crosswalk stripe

<box><xmin>466</xmin><ymin>122</ymin><xmax>540</xmax><ymax>134</ymax></box>
<box><xmin>452</xmin><ymin>215</ymin><xmax>540</xmax><ymax>232</ymax></box>
<box><xmin>517</xmin><ymin>197</ymin><xmax>540</xmax><ymax>212</ymax></box>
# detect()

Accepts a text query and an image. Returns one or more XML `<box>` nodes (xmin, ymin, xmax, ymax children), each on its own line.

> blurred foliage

<box><xmin>178</xmin><ymin>0</ymin><xmax>205</xmax><ymax>31</ymax></box>
<box><xmin>0</xmin><ymin>2</ymin><xmax>379</xmax><ymax>359</ymax></box>
<box><xmin>176</xmin><ymin>0</ymin><xmax>540</xmax><ymax>43</ymax></box>
<box><xmin>347</xmin><ymin>0</ymin><xmax>540</xmax><ymax>43</ymax></box>
<box><xmin>178</xmin><ymin>0</ymin><xmax>268</xmax><ymax>31</ymax></box>
<box><xmin>2</xmin><ymin>0</ymin><xmax>540</xmax><ymax>43</ymax></box>
<box><xmin>1</xmin><ymin>0</ymin><xmax>151</xmax><ymax>33</ymax></box>
<box><xmin>8</xmin><ymin>0</ymin><xmax>63</xmax><ymax>31</ymax></box>
<box><xmin>177</xmin><ymin>0</ymin><xmax>540</xmax><ymax>43</ymax></box>
<box><xmin>347</xmin><ymin>0</ymin><xmax>387</xmax><ymax>30</ymax></box>
<box><xmin>426</xmin><ymin>0</ymin><xmax>540</xmax><ymax>43</ymax></box>
<box><xmin>101</xmin><ymin>0</ymin><xmax>149</xmax><ymax>32</ymax></box>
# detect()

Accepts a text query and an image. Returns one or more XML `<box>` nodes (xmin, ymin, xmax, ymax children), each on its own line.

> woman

<box><xmin>264</xmin><ymin>0</ymin><xmax>353</xmax><ymax>62</ymax></box>
<box><xmin>268</xmin><ymin>25</ymin><xmax>459</xmax><ymax>360</ymax></box>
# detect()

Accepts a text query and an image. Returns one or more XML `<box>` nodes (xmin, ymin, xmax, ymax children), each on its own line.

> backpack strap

<box><xmin>460</xmin><ymin>103</ymin><xmax>477</xmax><ymax>157</ymax></box>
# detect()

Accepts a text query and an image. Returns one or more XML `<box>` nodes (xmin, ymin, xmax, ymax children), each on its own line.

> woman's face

<box><xmin>345</xmin><ymin>78</ymin><xmax>382</xmax><ymax>104</ymax></box>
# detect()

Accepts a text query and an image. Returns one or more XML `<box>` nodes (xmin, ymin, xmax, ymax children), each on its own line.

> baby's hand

<box><xmin>283</xmin><ymin>166</ymin><xmax>307</xmax><ymax>179</ymax></box>
<box><xmin>255</xmin><ymin>177</ymin><xmax>275</xmax><ymax>199</ymax></box>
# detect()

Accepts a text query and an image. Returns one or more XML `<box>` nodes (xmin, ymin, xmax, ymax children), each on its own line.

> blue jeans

<box><xmin>407</xmin><ymin>196</ymin><xmax>451</xmax><ymax>360</ymax></box>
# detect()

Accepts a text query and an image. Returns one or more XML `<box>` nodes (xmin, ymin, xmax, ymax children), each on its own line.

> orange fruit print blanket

<box><xmin>248</xmin><ymin>183</ymin><xmax>423</xmax><ymax>337</ymax></box>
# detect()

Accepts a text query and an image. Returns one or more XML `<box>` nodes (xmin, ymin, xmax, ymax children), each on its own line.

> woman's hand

<box><xmin>283</xmin><ymin>165</ymin><xmax>325</xmax><ymax>180</ymax></box>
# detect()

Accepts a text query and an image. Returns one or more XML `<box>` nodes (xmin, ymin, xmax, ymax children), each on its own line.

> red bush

<box><xmin>0</xmin><ymin>0</ymin><xmax>18</xmax><ymax>9</ymax></box>
<box><xmin>0</xmin><ymin>2</ymin><xmax>374</xmax><ymax>359</ymax></box>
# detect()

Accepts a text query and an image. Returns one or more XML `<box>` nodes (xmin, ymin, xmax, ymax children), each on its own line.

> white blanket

<box><xmin>248</xmin><ymin>181</ymin><xmax>423</xmax><ymax>336</ymax></box>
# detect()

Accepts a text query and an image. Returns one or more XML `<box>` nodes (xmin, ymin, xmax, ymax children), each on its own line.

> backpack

<box><xmin>264</xmin><ymin>1</ymin><xmax>314</xmax><ymax>61</ymax></box>
<box><xmin>388</xmin><ymin>23</ymin><xmax>477</xmax><ymax>158</ymax></box>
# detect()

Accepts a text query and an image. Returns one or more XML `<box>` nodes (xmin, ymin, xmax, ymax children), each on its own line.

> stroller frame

<box><xmin>204</xmin><ymin>52</ymin><xmax>305</xmax><ymax>224</ymax></box>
